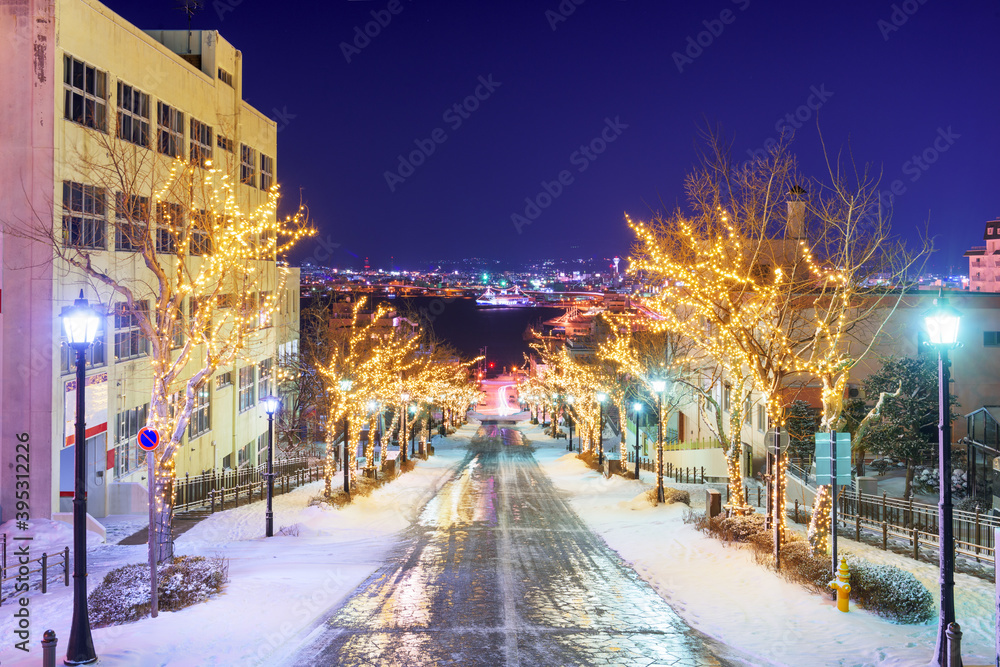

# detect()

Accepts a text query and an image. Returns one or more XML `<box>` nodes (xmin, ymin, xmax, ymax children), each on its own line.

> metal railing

<box><xmin>173</xmin><ymin>456</ymin><xmax>316</xmax><ymax>514</ymax></box>
<box><xmin>0</xmin><ymin>534</ymin><xmax>69</xmax><ymax>604</ymax></box>
<box><xmin>838</xmin><ymin>489</ymin><xmax>998</xmax><ymax>564</ymax></box>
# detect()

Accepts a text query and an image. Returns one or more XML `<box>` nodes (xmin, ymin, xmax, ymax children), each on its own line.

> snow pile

<box><xmin>0</xmin><ymin>518</ymin><xmax>103</xmax><ymax>553</ymax></box>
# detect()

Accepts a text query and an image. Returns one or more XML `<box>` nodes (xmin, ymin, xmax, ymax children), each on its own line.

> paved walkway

<box><xmin>291</xmin><ymin>426</ymin><xmax>739</xmax><ymax>666</ymax></box>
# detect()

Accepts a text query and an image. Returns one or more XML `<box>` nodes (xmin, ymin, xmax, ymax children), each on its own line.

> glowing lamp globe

<box><xmin>924</xmin><ymin>295</ymin><xmax>961</xmax><ymax>346</ymax></box>
<box><xmin>263</xmin><ymin>396</ymin><xmax>280</xmax><ymax>416</ymax></box>
<box><xmin>650</xmin><ymin>379</ymin><xmax>667</xmax><ymax>393</ymax></box>
<box><xmin>596</xmin><ymin>392</ymin><xmax>607</xmax><ymax>403</ymax></box>
<box><xmin>339</xmin><ymin>379</ymin><xmax>354</xmax><ymax>392</ymax></box>
<box><xmin>633</xmin><ymin>402</ymin><xmax>643</xmax><ymax>413</ymax></box>
<box><xmin>61</xmin><ymin>291</ymin><xmax>101</xmax><ymax>347</ymax></box>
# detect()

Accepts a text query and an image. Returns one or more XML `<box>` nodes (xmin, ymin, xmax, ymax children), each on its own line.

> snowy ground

<box><xmin>0</xmin><ymin>428</ymin><xmax>472</xmax><ymax>667</ymax></box>
<box><xmin>523</xmin><ymin>425</ymin><xmax>996</xmax><ymax>667</ymax></box>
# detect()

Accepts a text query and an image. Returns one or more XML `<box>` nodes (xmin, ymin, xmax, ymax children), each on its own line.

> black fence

<box><xmin>173</xmin><ymin>456</ymin><xmax>315</xmax><ymax>514</ymax></box>
<box><xmin>0</xmin><ymin>534</ymin><xmax>69</xmax><ymax>604</ymax></box>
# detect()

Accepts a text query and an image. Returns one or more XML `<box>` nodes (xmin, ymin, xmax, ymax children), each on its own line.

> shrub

<box><xmin>89</xmin><ymin>555</ymin><xmax>229</xmax><ymax>628</ymax></box>
<box><xmin>718</xmin><ymin>513</ymin><xmax>767</xmax><ymax>542</ymax></box>
<box><xmin>846</xmin><ymin>557</ymin><xmax>935</xmax><ymax>624</ymax></box>
<box><xmin>530</xmin><ymin>417</ymin><xmax>539</xmax><ymax>425</ymax></box>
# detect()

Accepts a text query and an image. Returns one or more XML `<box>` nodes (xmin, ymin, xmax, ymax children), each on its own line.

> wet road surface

<box><xmin>292</xmin><ymin>426</ymin><xmax>738</xmax><ymax>666</ymax></box>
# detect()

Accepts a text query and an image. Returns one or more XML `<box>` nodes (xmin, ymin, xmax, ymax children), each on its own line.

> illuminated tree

<box><xmin>628</xmin><ymin>131</ymin><xmax>925</xmax><ymax>542</ymax></box>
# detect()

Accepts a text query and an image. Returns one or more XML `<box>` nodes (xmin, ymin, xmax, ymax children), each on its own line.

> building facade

<box><xmin>964</xmin><ymin>219</ymin><xmax>1000</xmax><ymax>293</ymax></box>
<box><xmin>0</xmin><ymin>0</ymin><xmax>298</xmax><ymax>520</ymax></box>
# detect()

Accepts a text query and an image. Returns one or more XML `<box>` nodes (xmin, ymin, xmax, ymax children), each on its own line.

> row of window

<box><xmin>64</xmin><ymin>55</ymin><xmax>272</xmax><ymax>186</ymax></box>
<box><xmin>62</xmin><ymin>181</ymin><xmax>213</xmax><ymax>253</ymax></box>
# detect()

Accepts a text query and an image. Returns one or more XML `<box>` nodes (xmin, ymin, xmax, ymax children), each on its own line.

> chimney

<box><xmin>786</xmin><ymin>185</ymin><xmax>806</xmax><ymax>239</ymax></box>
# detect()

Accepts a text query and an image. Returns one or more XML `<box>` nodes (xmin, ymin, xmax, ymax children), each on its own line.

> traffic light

<box><xmin>488</xmin><ymin>362</ymin><xmax>495</xmax><ymax>369</ymax></box>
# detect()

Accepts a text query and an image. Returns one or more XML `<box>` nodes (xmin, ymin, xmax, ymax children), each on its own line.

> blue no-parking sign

<box><xmin>137</xmin><ymin>427</ymin><xmax>160</xmax><ymax>452</ymax></box>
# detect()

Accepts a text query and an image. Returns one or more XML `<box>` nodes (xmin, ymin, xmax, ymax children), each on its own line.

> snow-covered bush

<box><xmin>913</xmin><ymin>466</ymin><xmax>968</xmax><ymax>495</ymax></box>
<box><xmin>869</xmin><ymin>459</ymin><xmax>894</xmax><ymax>476</ymax></box>
<box><xmin>846</xmin><ymin>557</ymin><xmax>934</xmax><ymax>624</ymax></box>
<box><xmin>643</xmin><ymin>486</ymin><xmax>691</xmax><ymax>507</ymax></box>
<box><xmin>89</xmin><ymin>555</ymin><xmax>229</xmax><ymax>628</ymax></box>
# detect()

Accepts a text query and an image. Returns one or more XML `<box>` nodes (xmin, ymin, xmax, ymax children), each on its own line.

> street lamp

<box><xmin>409</xmin><ymin>404</ymin><xmax>418</xmax><ymax>456</ymax></box>
<box><xmin>339</xmin><ymin>379</ymin><xmax>353</xmax><ymax>494</ymax></box>
<box><xmin>923</xmin><ymin>292</ymin><xmax>961</xmax><ymax>667</ymax></box>
<box><xmin>650</xmin><ymin>380</ymin><xmax>667</xmax><ymax>503</ymax></box>
<box><xmin>566</xmin><ymin>396</ymin><xmax>575</xmax><ymax>451</ymax></box>
<box><xmin>61</xmin><ymin>290</ymin><xmax>101</xmax><ymax>666</ymax></box>
<box><xmin>633</xmin><ymin>401</ymin><xmax>643</xmax><ymax>480</ymax></box>
<box><xmin>596</xmin><ymin>392</ymin><xmax>607</xmax><ymax>466</ymax></box>
<box><xmin>263</xmin><ymin>396</ymin><xmax>280</xmax><ymax>537</ymax></box>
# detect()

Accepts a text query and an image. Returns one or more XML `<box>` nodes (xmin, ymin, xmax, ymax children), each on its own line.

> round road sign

<box><xmin>137</xmin><ymin>427</ymin><xmax>160</xmax><ymax>452</ymax></box>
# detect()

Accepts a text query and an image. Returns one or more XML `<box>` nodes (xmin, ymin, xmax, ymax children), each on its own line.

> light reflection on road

<box><xmin>293</xmin><ymin>426</ymin><xmax>735</xmax><ymax>666</ymax></box>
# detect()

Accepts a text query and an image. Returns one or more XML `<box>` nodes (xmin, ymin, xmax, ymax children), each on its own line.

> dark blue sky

<box><xmin>104</xmin><ymin>0</ymin><xmax>999</xmax><ymax>273</ymax></box>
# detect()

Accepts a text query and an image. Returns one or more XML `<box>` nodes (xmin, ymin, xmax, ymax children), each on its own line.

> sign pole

<box><xmin>830</xmin><ymin>426</ymin><xmax>838</xmax><ymax>596</ymax></box>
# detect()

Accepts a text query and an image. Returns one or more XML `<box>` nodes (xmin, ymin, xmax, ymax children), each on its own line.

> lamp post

<box><xmin>633</xmin><ymin>402</ymin><xmax>643</xmax><ymax>480</ymax></box>
<box><xmin>651</xmin><ymin>380</ymin><xmax>666</xmax><ymax>503</ymax></box>
<box><xmin>924</xmin><ymin>292</ymin><xmax>961</xmax><ymax>667</ymax></box>
<box><xmin>400</xmin><ymin>393</ymin><xmax>409</xmax><ymax>464</ymax></box>
<box><xmin>566</xmin><ymin>396</ymin><xmax>575</xmax><ymax>451</ymax></box>
<box><xmin>61</xmin><ymin>290</ymin><xmax>100</xmax><ymax>666</ymax></box>
<box><xmin>263</xmin><ymin>396</ymin><xmax>280</xmax><ymax>537</ymax></box>
<box><xmin>368</xmin><ymin>400</ymin><xmax>379</xmax><ymax>477</ymax></box>
<box><xmin>339</xmin><ymin>379</ymin><xmax>353</xmax><ymax>495</ymax></box>
<box><xmin>596</xmin><ymin>393</ymin><xmax>607</xmax><ymax>466</ymax></box>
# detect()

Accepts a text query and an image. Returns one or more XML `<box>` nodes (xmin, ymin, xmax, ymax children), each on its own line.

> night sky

<box><xmin>101</xmin><ymin>0</ymin><xmax>999</xmax><ymax>273</ymax></box>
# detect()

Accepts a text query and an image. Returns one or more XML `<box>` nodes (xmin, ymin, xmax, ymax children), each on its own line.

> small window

<box><xmin>985</xmin><ymin>332</ymin><xmax>1000</xmax><ymax>347</ymax></box>
<box><xmin>218</xmin><ymin>293</ymin><xmax>236</xmax><ymax>309</ymax></box>
<box><xmin>115</xmin><ymin>193</ymin><xmax>149</xmax><ymax>252</ymax></box>
<box><xmin>155</xmin><ymin>202</ymin><xmax>183</xmax><ymax>253</ymax></box>
<box><xmin>190</xmin><ymin>118</ymin><xmax>213</xmax><ymax>166</ymax></box>
<box><xmin>240</xmin><ymin>144</ymin><xmax>256</xmax><ymax>187</ymax></box>
<box><xmin>723</xmin><ymin>385</ymin><xmax>731</xmax><ymax>411</ymax></box>
<box><xmin>216</xmin><ymin>135</ymin><xmax>234</xmax><ymax>152</ymax></box>
<box><xmin>238</xmin><ymin>366</ymin><xmax>255</xmax><ymax>412</ymax></box>
<box><xmin>188</xmin><ymin>384</ymin><xmax>211</xmax><ymax>439</ymax></box>
<box><xmin>258</xmin><ymin>358</ymin><xmax>273</xmax><ymax>399</ymax></box>
<box><xmin>216</xmin><ymin>371</ymin><xmax>233</xmax><ymax>389</ymax></box>
<box><xmin>62</xmin><ymin>181</ymin><xmax>106</xmax><ymax>249</ymax></box>
<box><xmin>757</xmin><ymin>405</ymin><xmax>766</xmax><ymax>432</ymax></box>
<box><xmin>63</xmin><ymin>55</ymin><xmax>107</xmax><ymax>131</ymax></box>
<box><xmin>989</xmin><ymin>228</ymin><xmax>995</xmax><ymax>235</ymax></box>
<box><xmin>114</xmin><ymin>301</ymin><xmax>149</xmax><ymax>360</ymax></box>
<box><xmin>116</xmin><ymin>82</ymin><xmax>149</xmax><ymax>147</ymax></box>
<box><xmin>260</xmin><ymin>154</ymin><xmax>274</xmax><ymax>191</ymax></box>
<box><xmin>156</xmin><ymin>102</ymin><xmax>184</xmax><ymax>158</ymax></box>
<box><xmin>217</xmin><ymin>68</ymin><xmax>233</xmax><ymax>86</ymax></box>
<box><xmin>189</xmin><ymin>210</ymin><xmax>212</xmax><ymax>256</ymax></box>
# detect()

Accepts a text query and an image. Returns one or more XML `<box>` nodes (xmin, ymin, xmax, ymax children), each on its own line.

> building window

<box><xmin>217</xmin><ymin>135</ymin><xmax>234</xmax><ymax>152</ymax></box>
<box><xmin>260</xmin><ymin>154</ymin><xmax>274</xmax><ymax>191</ymax></box>
<box><xmin>62</xmin><ymin>182</ymin><xmax>106</xmax><ymax>249</ymax></box>
<box><xmin>723</xmin><ymin>385</ymin><xmax>731</xmax><ymax>411</ymax></box>
<box><xmin>189</xmin><ymin>296</ymin><xmax>212</xmax><ymax>339</ymax></box>
<box><xmin>63</xmin><ymin>55</ymin><xmax>107</xmax><ymax>131</ymax></box>
<box><xmin>114</xmin><ymin>403</ymin><xmax>148</xmax><ymax>477</ymax></box>
<box><xmin>240</xmin><ymin>144</ymin><xmax>256</xmax><ymax>187</ymax></box>
<box><xmin>218</xmin><ymin>293</ymin><xmax>236</xmax><ymax>309</ymax></box>
<box><xmin>156</xmin><ymin>202</ymin><xmax>183</xmax><ymax>253</ymax></box>
<box><xmin>188</xmin><ymin>384</ymin><xmax>211</xmax><ymax>439</ymax></box>
<box><xmin>115</xmin><ymin>193</ymin><xmax>149</xmax><ymax>252</ymax></box>
<box><xmin>238</xmin><ymin>365</ymin><xmax>256</xmax><ymax>412</ymax></box>
<box><xmin>238</xmin><ymin>442</ymin><xmax>251</xmax><ymax>467</ymax></box>
<box><xmin>60</xmin><ymin>321</ymin><xmax>106</xmax><ymax>375</ymax></box>
<box><xmin>157</xmin><ymin>102</ymin><xmax>184</xmax><ymax>158</ymax></box>
<box><xmin>258</xmin><ymin>358</ymin><xmax>273</xmax><ymax>400</ymax></box>
<box><xmin>222</xmin><ymin>453</ymin><xmax>232</xmax><ymax>470</ymax></box>
<box><xmin>217</xmin><ymin>67</ymin><xmax>233</xmax><ymax>86</ymax></box>
<box><xmin>116</xmin><ymin>82</ymin><xmax>149</xmax><ymax>147</ymax></box>
<box><xmin>744</xmin><ymin>397</ymin><xmax>752</xmax><ymax>425</ymax></box>
<box><xmin>190</xmin><ymin>118</ymin><xmax>213</xmax><ymax>166</ymax></box>
<box><xmin>189</xmin><ymin>210</ymin><xmax>212</xmax><ymax>256</ymax></box>
<box><xmin>990</xmin><ymin>228</ymin><xmax>995</xmax><ymax>235</ymax></box>
<box><xmin>258</xmin><ymin>290</ymin><xmax>273</xmax><ymax>327</ymax></box>
<box><xmin>985</xmin><ymin>332</ymin><xmax>1000</xmax><ymax>347</ymax></box>
<box><xmin>170</xmin><ymin>305</ymin><xmax>185</xmax><ymax>350</ymax></box>
<box><xmin>216</xmin><ymin>371</ymin><xmax>233</xmax><ymax>389</ymax></box>
<box><xmin>976</xmin><ymin>258</ymin><xmax>982</xmax><ymax>265</ymax></box>
<box><xmin>114</xmin><ymin>301</ymin><xmax>148</xmax><ymax>360</ymax></box>
<box><xmin>757</xmin><ymin>405</ymin><xmax>766</xmax><ymax>432</ymax></box>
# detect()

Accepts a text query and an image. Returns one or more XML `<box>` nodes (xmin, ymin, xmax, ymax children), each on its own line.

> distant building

<box><xmin>964</xmin><ymin>219</ymin><xmax>1000</xmax><ymax>292</ymax></box>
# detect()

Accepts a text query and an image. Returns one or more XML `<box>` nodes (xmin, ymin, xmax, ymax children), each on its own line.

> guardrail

<box><xmin>838</xmin><ymin>489</ymin><xmax>997</xmax><ymax>564</ymax></box>
<box><xmin>173</xmin><ymin>457</ymin><xmax>320</xmax><ymax>514</ymax></box>
<box><xmin>0</xmin><ymin>534</ymin><xmax>69</xmax><ymax>605</ymax></box>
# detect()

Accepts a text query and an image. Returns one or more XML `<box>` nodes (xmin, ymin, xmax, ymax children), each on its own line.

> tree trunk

<box><xmin>904</xmin><ymin>458</ymin><xmax>915</xmax><ymax>500</ymax></box>
<box><xmin>152</xmin><ymin>472</ymin><xmax>173</xmax><ymax>563</ymax></box>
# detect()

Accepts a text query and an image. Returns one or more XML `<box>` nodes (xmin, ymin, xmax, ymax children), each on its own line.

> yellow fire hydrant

<box><xmin>828</xmin><ymin>556</ymin><xmax>851</xmax><ymax>613</ymax></box>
